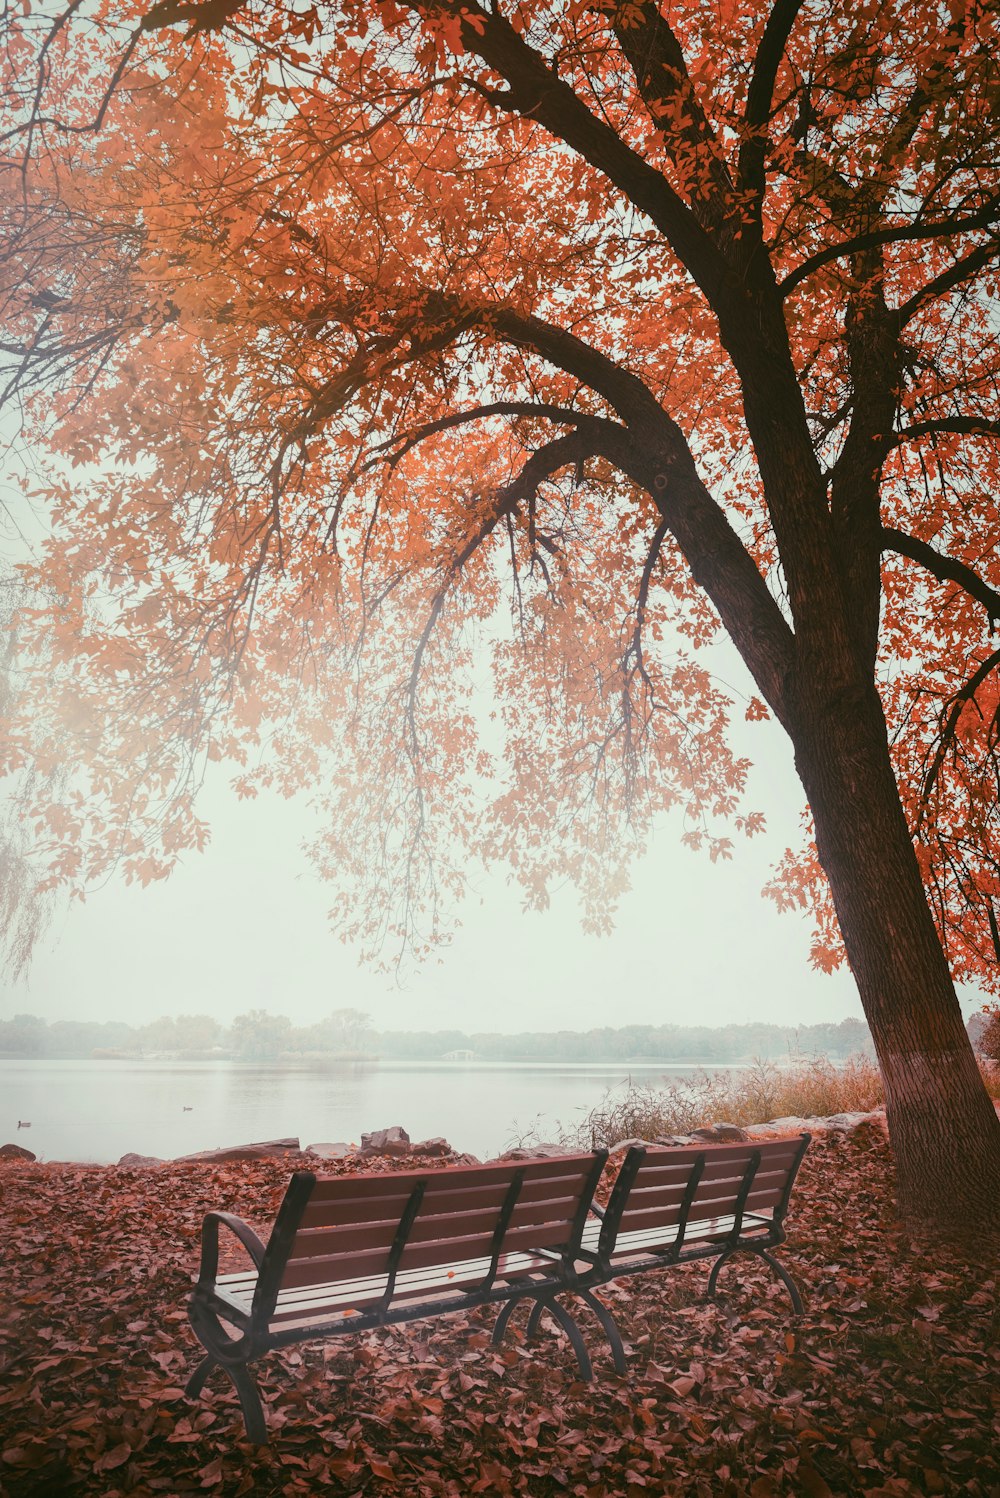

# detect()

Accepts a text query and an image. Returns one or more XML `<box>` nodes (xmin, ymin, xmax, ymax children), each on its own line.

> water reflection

<box><xmin>1</xmin><ymin>1058</ymin><xmax>721</xmax><ymax>1163</ymax></box>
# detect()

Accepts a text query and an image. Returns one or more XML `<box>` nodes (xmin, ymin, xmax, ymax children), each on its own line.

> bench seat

<box><xmin>577</xmin><ymin>1208</ymin><xmax>774</xmax><ymax>1263</ymax></box>
<box><xmin>210</xmin><ymin>1243</ymin><xmax>568</xmax><ymax>1331</ymax></box>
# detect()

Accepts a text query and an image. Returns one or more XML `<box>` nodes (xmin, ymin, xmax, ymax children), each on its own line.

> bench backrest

<box><xmin>252</xmin><ymin>1150</ymin><xmax>609</xmax><ymax>1318</ymax></box>
<box><xmin>597</xmin><ymin>1134</ymin><xmax>810</xmax><ymax>1260</ymax></box>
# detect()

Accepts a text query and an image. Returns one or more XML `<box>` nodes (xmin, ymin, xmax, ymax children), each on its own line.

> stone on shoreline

<box><xmin>360</xmin><ymin>1125</ymin><xmax>410</xmax><ymax>1158</ymax></box>
<box><xmin>174</xmin><ymin>1136</ymin><xmax>306</xmax><ymax>1164</ymax></box>
<box><xmin>0</xmin><ymin>1142</ymin><xmax>36</xmax><ymax>1162</ymax></box>
<box><xmin>499</xmin><ymin>1143</ymin><xmax>577</xmax><ymax>1161</ymax></box>
<box><xmin>306</xmin><ymin>1142</ymin><xmax>354</xmax><ymax>1160</ymax></box>
<box><xmin>690</xmin><ymin>1122</ymin><xmax>749</xmax><ymax>1143</ymax></box>
<box><xmin>411</xmin><ymin>1136</ymin><xmax>452</xmax><ymax>1156</ymax></box>
<box><xmin>118</xmin><ymin>1152</ymin><xmax>164</xmax><ymax>1167</ymax></box>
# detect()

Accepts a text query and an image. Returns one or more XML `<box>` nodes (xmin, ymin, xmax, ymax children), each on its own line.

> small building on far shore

<box><xmin>441</xmin><ymin>1048</ymin><xmax>477</xmax><ymax>1062</ymax></box>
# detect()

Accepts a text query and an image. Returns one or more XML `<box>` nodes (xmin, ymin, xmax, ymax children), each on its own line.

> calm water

<box><xmin>0</xmin><ymin>1058</ymin><xmax>723</xmax><ymax>1164</ymax></box>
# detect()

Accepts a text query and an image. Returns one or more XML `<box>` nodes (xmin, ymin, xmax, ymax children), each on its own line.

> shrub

<box><xmin>978</xmin><ymin>1006</ymin><xmax>1000</xmax><ymax>1064</ymax></box>
<box><xmin>514</xmin><ymin>1054</ymin><xmax>884</xmax><ymax>1151</ymax></box>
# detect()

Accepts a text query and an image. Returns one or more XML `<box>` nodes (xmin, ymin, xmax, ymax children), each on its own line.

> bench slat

<box><xmin>291</xmin><ymin>1191</ymin><xmax>592</xmax><ymax>1259</ymax></box>
<box><xmin>281</xmin><ymin>1216</ymin><xmax>576</xmax><ymax>1289</ymax></box>
<box><xmin>297</xmin><ymin>1172</ymin><xmax>590</xmax><ymax>1230</ymax></box>
<box><xmin>305</xmin><ymin>1154</ymin><xmax>597</xmax><ymax>1204</ymax></box>
<box><xmin>213</xmin><ymin>1244</ymin><xmax>560</xmax><ymax>1325</ymax></box>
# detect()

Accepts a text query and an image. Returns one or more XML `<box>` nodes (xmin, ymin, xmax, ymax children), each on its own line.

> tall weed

<box><xmin>509</xmin><ymin>1052</ymin><xmax>1000</xmax><ymax>1151</ymax></box>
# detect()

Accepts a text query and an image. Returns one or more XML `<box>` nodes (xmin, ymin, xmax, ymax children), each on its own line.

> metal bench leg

<box><xmin>752</xmin><ymin>1246</ymin><xmax>804</xmax><ymax>1314</ymax></box>
<box><xmin>577</xmin><ymin>1289</ymin><xmax>627</xmax><ymax>1376</ymax></box>
<box><xmin>186</xmin><ymin>1354</ymin><xmax>215</xmax><ymax>1399</ymax></box>
<box><xmin>491</xmin><ymin>1297</ymin><xmax>520</xmax><ymax>1347</ymax></box>
<box><xmin>225</xmin><ymin>1361</ymin><xmax>269</xmax><ymax>1445</ymax></box>
<box><xmin>491</xmin><ymin>1294</ymin><xmax>594</xmax><ymax>1380</ymax></box>
<box><xmin>188</xmin><ymin>1300</ymin><xmax>269</xmax><ymax>1443</ymax></box>
<box><xmin>706</xmin><ymin>1245</ymin><xmax>803</xmax><ymax>1315</ymax></box>
<box><xmin>525</xmin><ymin>1298</ymin><xmax>545</xmax><ymax>1340</ymax></box>
<box><xmin>185</xmin><ymin>1350</ymin><xmax>268</xmax><ymax>1444</ymax></box>
<box><xmin>534</xmin><ymin>1297</ymin><xmax>593</xmax><ymax>1381</ymax></box>
<box><xmin>705</xmin><ymin>1246</ymin><xmax>736</xmax><ymax>1300</ymax></box>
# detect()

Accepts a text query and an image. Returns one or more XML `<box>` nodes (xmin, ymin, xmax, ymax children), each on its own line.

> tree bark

<box><xmin>789</xmin><ymin>669</ymin><xmax>1000</xmax><ymax>1229</ymax></box>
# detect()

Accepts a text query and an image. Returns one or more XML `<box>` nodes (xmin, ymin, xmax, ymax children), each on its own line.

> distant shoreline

<box><xmin>0</xmin><ymin>1053</ymin><xmax>831</xmax><ymax>1069</ymax></box>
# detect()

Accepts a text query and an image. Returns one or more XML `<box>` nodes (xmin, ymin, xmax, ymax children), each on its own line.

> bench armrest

<box><xmin>195</xmin><ymin>1210</ymin><xmax>268</xmax><ymax>1289</ymax></box>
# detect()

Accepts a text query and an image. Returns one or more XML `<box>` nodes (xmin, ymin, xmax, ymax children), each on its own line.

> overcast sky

<box><xmin>2</xmin><ymin>676</ymin><xmax>881</xmax><ymax>1034</ymax></box>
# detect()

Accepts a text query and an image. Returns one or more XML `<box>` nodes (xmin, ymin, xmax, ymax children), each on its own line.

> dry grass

<box><xmin>516</xmin><ymin>1052</ymin><xmax>1000</xmax><ymax>1151</ymax></box>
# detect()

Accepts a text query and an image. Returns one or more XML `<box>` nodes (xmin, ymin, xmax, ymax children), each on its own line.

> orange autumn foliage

<box><xmin>3</xmin><ymin>1</ymin><xmax>1000</xmax><ymax>1223</ymax></box>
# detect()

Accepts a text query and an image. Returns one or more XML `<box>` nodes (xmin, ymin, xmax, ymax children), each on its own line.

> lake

<box><xmin>0</xmin><ymin>1058</ymin><xmax>726</xmax><ymax>1164</ymax></box>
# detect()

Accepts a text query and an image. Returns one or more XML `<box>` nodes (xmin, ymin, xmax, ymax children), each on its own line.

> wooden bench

<box><xmin>496</xmin><ymin>1134</ymin><xmax>811</xmax><ymax>1373</ymax></box>
<box><xmin>185</xmin><ymin>1150</ymin><xmax>609</xmax><ymax>1442</ymax></box>
<box><xmin>186</xmin><ymin>1135</ymin><xmax>809</xmax><ymax>1441</ymax></box>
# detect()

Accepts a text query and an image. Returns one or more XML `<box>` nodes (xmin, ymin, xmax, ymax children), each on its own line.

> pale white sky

<box><xmin>2</xmin><ymin>696</ymin><xmax>872</xmax><ymax>1032</ymax></box>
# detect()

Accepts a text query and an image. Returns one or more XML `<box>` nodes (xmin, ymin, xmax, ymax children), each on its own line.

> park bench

<box><xmin>497</xmin><ymin>1134</ymin><xmax>811</xmax><ymax>1374</ymax></box>
<box><xmin>185</xmin><ymin>1150</ymin><xmax>609</xmax><ymax>1442</ymax></box>
<box><xmin>185</xmin><ymin>1135</ymin><xmax>809</xmax><ymax>1441</ymax></box>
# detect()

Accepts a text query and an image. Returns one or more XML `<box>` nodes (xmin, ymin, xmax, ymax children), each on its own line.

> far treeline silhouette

<box><xmin>0</xmin><ymin>1008</ymin><xmax>911</xmax><ymax>1063</ymax></box>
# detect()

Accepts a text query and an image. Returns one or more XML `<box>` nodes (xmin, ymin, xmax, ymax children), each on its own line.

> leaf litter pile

<box><xmin>2</xmin><ymin>1133</ymin><xmax>998</xmax><ymax>1498</ymax></box>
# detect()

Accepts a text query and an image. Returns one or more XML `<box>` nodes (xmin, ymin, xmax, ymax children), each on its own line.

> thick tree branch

<box><xmin>882</xmin><ymin>526</ymin><xmax>1000</xmax><ymax>627</ymax></box>
<box><xmin>896</xmin><ymin>237</ymin><xmax>1000</xmax><ymax>324</ymax></box>
<box><xmin>781</xmin><ymin>192</ymin><xmax>1000</xmax><ymax>297</ymax></box>
<box><xmin>891</xmin><ymin>417</ymin><xmax>1000</xmax><ymax>447</ymax></box>
<box><xmin>605</xmin><ymin>0</ymin><xmax>736</xmax><ymax>232</ymax></box>
<box><xmin>739</xmin><ymin>0</ymin><xmax>806</xmax><ymax>207</ymax></box>
<box><xmin>420</xmin><ymin>0</ymin><xmax>732</xmax><ymax>302</ymax></box>
<box><xmin>364</xmin><ymin>401</ymin><xmax>594</xmax><ymax>471</ymax></box>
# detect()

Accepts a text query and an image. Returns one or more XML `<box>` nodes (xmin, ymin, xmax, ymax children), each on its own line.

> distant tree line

<box><xmin>4</xmin><ymin>1006</ymin><xmax>993</xmax><ymax>1064</ymax></box>
<box><xmin>377</xmin><ymin>1019</ymin><xmax>879</xmax><ymax>1063</ymax></box>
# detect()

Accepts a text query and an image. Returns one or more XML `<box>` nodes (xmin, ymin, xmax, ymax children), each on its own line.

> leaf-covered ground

<box><xmin>1</xmin><ymin>1134</ymin><xmax>998</xmax><ymax>1498</ymax></box>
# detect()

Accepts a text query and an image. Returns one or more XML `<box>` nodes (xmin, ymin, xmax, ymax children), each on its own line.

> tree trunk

<box><xmin>790</xmin><ymin>672</ymin><xmax>1000</xmax><ymax>1231</ymax></box>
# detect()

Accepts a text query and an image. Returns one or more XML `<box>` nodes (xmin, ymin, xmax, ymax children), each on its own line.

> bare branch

<box><xmin>882</xmin><ymin>526</ymin><xmax>1000</xmax><ymax>627</ymax></box>
<box><xmin>890</xmin><ymin>417</ymin><xmax>1000</xmax><ymax>447</ymax></box>
<box><xmin>781</xmin><ymin>192</ymin><xmax>1000</xmax><ymax>297</ymax></box>
<box><xmin>896</xmin><ymin>237</ymin><xmax>1000</xmax><ymax>325</ymax></box>
<box><xmin>919</xmin><ymin>647</ymin><xmax>1000</xmax><ymax>813</ymax></box>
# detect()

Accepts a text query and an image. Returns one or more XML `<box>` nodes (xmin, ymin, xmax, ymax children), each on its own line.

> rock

<box><xmin>117</xmin><ymin>1152</ymin><xmax>163</xmax><ymax>1167</ymax></box>
<box><xmin>654</xmin><ymin>1134</ymin><xmax>699</xmax><ymax>1147</ymax></box>
<box><xmin>823</xmin><ymin>1112</ymin><xmax>870</xmax><ymax>1132</ymax></box>
<box><xmin>411</xmin><ymin>1137</ymin><xmax>452</xmax><ymax>1156</ymax></box>
<box><xmin>690</xmin><ymin>1123</ymin><xmax>749</xmax><ymax>1143</ymax></box>
<box><xmin>175</xmin><ymin>1137</ymin><xmax>304</xmax><ymax>1163</ymax></box>
<box><xmin>447</xmin><ymin>1152</ymin><xmax>482</xmax><ymax>1166</ymax></box>
<box><xmin>360</xmin><ymin>1125</ymin><xmax>410</xmax><ymax>1158</ymax></box>
<box><xmin>849</xmin><ymin>1116</ymin><xmax>887</xmax><ymax>1145</ymax></box>
<box><xmin>608</xmin><ymin>1137</ymin><xmax>655</xmax><ymax>1153</ymax></box>
<box><xmin>305</xmin><ymin>1142</ymin><xmax>354</xmax><ymax>1160</ymax></box>
<box><xmin>498</xmin><ymin>1144</ymin><xmax>575</xmax><ymax>1161</ymax></box>
<box><xmin>0</xmin><ymin>1142</ymin><xmax>35</xmax><ymax>1161</ymax></box>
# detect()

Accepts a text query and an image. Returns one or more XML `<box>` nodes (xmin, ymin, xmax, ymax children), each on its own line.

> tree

<box><xmin>976</xmin><ymin>1007</ymin><xmax>1000</xmax><ymax>1065</ymax></box>
<box><xmin>2</xmin><ymin>1</ymin><xmax>1000</xmax><ymax>1228</ymax></box>
<box><xmin>228</xmin><ymin>1009</ymin><xmax>293</xmax><ymax>1061</ymax></box>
